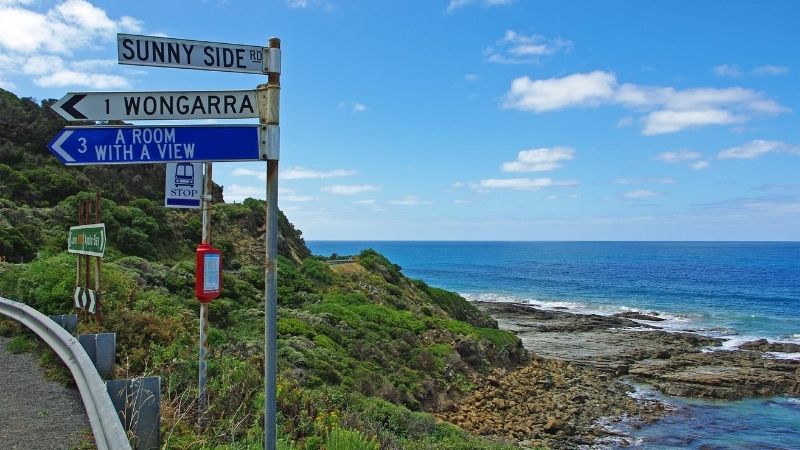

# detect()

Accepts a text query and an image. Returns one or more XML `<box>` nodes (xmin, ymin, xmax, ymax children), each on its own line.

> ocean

<box><xmin>307</xmin><ymin>241</ymin><xmax>800</xmax><ymax>449</ymax></box>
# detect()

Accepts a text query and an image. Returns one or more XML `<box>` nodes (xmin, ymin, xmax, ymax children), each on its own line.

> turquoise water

<box><xmin>308</xmin><ymin>241</ymin><xmax>800</xmax><ymax>449</ymax></box>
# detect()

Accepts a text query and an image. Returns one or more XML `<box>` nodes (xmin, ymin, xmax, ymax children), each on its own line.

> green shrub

<box><xmin>325</xmin><ymin>427</ymin><xmax>379</xmax><ymax>450</ymax></box>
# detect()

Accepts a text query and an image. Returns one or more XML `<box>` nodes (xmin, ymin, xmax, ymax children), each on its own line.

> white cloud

<box><xmin>447</xmin><ymin>0</ymin><xmax>513</xmax><ymax>13</ymax></box>
<box><xmin>232</xmin><ymin>167</ymin><xmax>266</xmax><ymax>181</ymax></box>
<box><xmin>501</xmin><ymin>146</ymin><xmax>574</xmax><ymax>172</ymax></box>
<box><xmin>485</xmin><ymin>30</ymin><xmax>572</xmax><ymax>64</ymax></box>
<box><xmin>338</xmin><ymin>101</ymin><xmax>367</xmax><ymax>113</ymax></box>
<box><xmin>0</xmin><ymin>1</ymin><xmax>141</xmax><ymax>89</ymax></box>
<box><xmin>285</xmin><ymin>0</ymin><xmax>332</xmax><ymax>10</ymax></box>
<box><xmin>714</xmin><ymin>64</ymin><xmax>742</xmax><ymax>77</ymax></box>
<box><xmin>353</xmin><ymin>199</ymin><xmax>376</xmax><ymax>205</ymax></box>
<box><xmin>717</xmin><ymin>140</ymin><xmax>800</xmax><ymax>160</ymax></box>
<box><xmin>0</xmin><ymin>78</ymin><xmax>15</xmax><ymax>89</ymax></box>
<box><xmin>390</xmin><ymin>195</ymin><xmax>431</xmax><ymax>205</ymax></box>
<box><xmin>616</xmin><ymin>116</ymin><xmax>634</xmax><ymax>128</ymax></box>
<box><xmin>503</xmin><ymin>71</ymin><xmax>787</xmax><ymax>134</ymax></box>
<box><xmin>656</xmin><ymin>150</ymin><xmax>703</xmax><ymax>163</ymax></box>
<box><xmin>503</xmin><ymin>71</ymin><xmax>616</xmax><ymax>112</ymax></box>
<box><xmin>477</xmin><ymin>178</ymin><xmax>578</xmax><ymax>190</ymax></box>
<box><xmin>753</xmin><ymin>65</ymin><xmax>790</xmax><ymax>76</ymax></box>
<box><xmin>642</xmin><ymin>109</ymin><xmax>744</xmax><ymax>135</ymax></box>
<box><xmin>283</xmin><ymin>167</ymin><xmax>356</xmax><ymax>180</ymax></box>
<box><xmin>224</xmin><ymin>184</ymin><xmax>262</xmax><ymax>203</ymax></box>
<box><xmin>656</xmin><ymin>150</ymin><xmax>710</xmax><ymax>170</ymax></box>
<box><xmin>465</xmin><ymin>73</ymin><xmax>479</xmax><ymax>82</ymax></box>
<box><xmin>322</xmin><ymin>185</ymin><xmax>380</xmax><ymax>195</ymax></box>
<box><xmin>624</xmin><ymin>189</ymin><xmax>658</xmax><ymax>199</ymax></box>
<box><xmin>35</xmin><ymin>69</ymin><xmax>130</xmax><ymax>88</ymax></box>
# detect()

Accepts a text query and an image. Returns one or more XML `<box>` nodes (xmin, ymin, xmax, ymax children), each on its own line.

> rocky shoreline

<box><xmin>439</xmin><ymin>301</ymin><xmax>800</xmax><ymax>448</ymax></box>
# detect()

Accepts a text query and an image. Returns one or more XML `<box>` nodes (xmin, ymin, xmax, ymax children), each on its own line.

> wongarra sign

<box><xmin>52</xmin><ymin>90</ymin><xmax>258</xmax><ymax>121</ymax></box>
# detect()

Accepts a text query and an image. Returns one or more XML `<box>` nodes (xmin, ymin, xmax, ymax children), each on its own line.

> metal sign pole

<box><xmin>261</xmin><ymin>37</ymin><xmax>281</xmax><ymax>450</ymax></box>
<box><xmin>199</xmin><ymin>162</ymin><xmax>212</xmax><ymax>427</ymax></box>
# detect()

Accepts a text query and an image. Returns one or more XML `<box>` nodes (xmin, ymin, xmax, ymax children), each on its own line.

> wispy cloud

<box><xmin>501</xmin><ymin>146</ymin><xmax>574</xmax><ymax>172</ymax></box>
<box><xmin>475</xmin><ymin>178</ymin><xmax>578</xmax><ymax>191</ymax></box>
<box><xmin>656</xmin><ymin>150</ymin><xmax>710</xmax><ymax>170</ymax></box>
<box><xmin>337</xmin><ymin>101</ymin><xmax>367</xmax><ymax>113</ymax></box>
<box><xmin>753</xmin><ymin>65</ymin><xmax>789</xmax><ymax>76</ymax></box>
<box><xmin>464</xmin><ymin>73</ymin><xmax>479</xmax><ymax>82</ymax></box>
<box><xmin>503</xmin><ymin>71</ymin><xmax>787</xmax><ymax>135</ymax></box>
<box><xmin>285</xmin><ymin>0</ymin><xmax>333</xmax><ymax>11</ymax></box>
<box><xmin>612</xmin><ymin>177</ymin><xmax>676</xmax><ymax>185</ymax></box>
<box><xmin>624</xmin><ymin>189</ymin><xmax>659</xmax><ymax>199</ymax></box>
<box><xmin>0</xmin><ymin>0</ymin><xmax>142</xmax><ymax>89</ymax></box>
<box><xmin>283</xmin><ymin>167</ymin><xmax>356</xmax><ymax>180</ymax></box>
<box><xmin>224</xmin><ymin>184</ymin><xmax>262</xmax><ymax>203</ymax></box>
<box><xmin>656</xmin><ymin>150</ymin><xmax>703</xmax><ymax>163</ymax></box>
<box><xmin>322</xmin><ymin>185</ymin><xmax>380</xmax><ymax>195</ymax></box>
<box><xmin>485</xmin><ymin>30</ymin><xmax>572</xmax><ymax>64</ymax></box>
<box><xmin>390</xmin><ymin>195</ymin><xmax>432</xmax><ymax>205</ymax></box>
<box><xmin>713</xmin><ymin>64</ymin><xmax>742</xmax><ymax>77</ymax></box>
<box><xmin>717</xmin><ymin>140</ymin><xmax>800</xmax><ymax>160</ymax></box>
<box><xmin>353</xmin><ymin>199</ymin><xmax>376</xmax><ymax>205</ymax></box>
<box><xmin>447</xmin><ymin>0</ymin><xmax>513</xmax><ymax>13</ymax></box>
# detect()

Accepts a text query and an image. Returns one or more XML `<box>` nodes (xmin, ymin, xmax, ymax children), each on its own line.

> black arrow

<box><xmin>61</xmin><ymin>94</ymin><xmax>87</xmax><ymax>120</ymax></box>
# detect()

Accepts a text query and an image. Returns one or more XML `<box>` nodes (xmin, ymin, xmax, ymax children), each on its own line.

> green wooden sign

<box><xmin>68</xmin><ymin>223</ymin><xmax>106</xmax><ymax>257</ymax></box>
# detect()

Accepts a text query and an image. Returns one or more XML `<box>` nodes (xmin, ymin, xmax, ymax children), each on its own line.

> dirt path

<box><xmin>0</xmin><ymin>336</ymin><xmax>93</xmax><ymax>449</ymax></box>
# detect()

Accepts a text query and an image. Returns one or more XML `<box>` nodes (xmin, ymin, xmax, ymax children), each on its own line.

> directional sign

<box><xmin>52</xmin><ymin>90</ymin><xmax>258</xmax><ymax>121</ymax></box>
<box><xmin>68</xmin><ymin>223</ymin><xmax>106</xmax><ymax>257</ymax></box>
<box><xmin>118</xmin><ymin>34</ymin><xmax>267</xmax><ymax>74</ymax></box>
<box><xmin>47</xmin><ymin>125</ymin><xmax>272</xmax><ymax>165</ymax></box>
<box><xmin>165</xmin><ymin>162</ymin><xmax>203</xmax><ymax>209</ymax></box>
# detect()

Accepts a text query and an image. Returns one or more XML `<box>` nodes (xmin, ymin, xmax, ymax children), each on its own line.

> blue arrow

<box><xmin>47</xmin><ymin>125</ymin><xmax>264</xmax><ymax>165</ymax></box>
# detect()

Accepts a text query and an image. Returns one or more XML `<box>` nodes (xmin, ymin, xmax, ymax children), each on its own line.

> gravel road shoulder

<box><xmin>0</xmin><ymin>335</ymin><xmax>93</xmax><ymax>450</ymax></box>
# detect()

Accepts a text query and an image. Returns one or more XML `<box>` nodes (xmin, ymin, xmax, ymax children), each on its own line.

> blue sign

<box><xmin>47</xmin><ymin>125</ymin><xmax>262</xmax><ymax>165</ymax></box>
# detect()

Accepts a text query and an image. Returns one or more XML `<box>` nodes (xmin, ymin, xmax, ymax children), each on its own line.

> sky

<box><xmin>0</xmin><ymin>0</ymin><xmax>798</xmax><ymax>240</ymax></box>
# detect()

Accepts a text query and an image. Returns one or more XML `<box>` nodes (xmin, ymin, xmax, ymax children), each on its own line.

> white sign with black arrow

<box><xmin>51</xmin><ymin>90</ymin><xmax>259</xmax><ymax>121</ymax></box>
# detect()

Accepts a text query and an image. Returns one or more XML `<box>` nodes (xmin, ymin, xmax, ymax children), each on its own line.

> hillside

<box><xmin>0</xmin><ymin>89</ymin><xmax>527</xmax><ymax>449</ymax></box>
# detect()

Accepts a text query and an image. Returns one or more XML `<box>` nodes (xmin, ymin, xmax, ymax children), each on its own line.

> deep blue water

<box><xmin>308</xmin><ymin>241</ymin><xmax>800</xmax><ymax>449</ymax></box>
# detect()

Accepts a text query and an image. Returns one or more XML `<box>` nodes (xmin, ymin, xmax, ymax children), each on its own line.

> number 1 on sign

<box><xmin>105</xmin><ymin>99</ymin><xmax>110</xmax><ymax>114</ymax></box>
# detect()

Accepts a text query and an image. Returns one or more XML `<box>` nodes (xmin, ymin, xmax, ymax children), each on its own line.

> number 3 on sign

<box><xmin>77</xmin><ymin>137</ymin><xmax>87</xmax><ymax>153</ymax></box>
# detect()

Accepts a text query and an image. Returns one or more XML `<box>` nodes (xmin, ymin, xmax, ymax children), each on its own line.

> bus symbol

<box><xmin>174</xmin><ymin>163</ymin><xmax>195</xmax><ymax>187</ymax></box>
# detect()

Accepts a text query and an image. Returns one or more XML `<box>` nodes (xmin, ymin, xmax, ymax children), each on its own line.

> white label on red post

<box><xmin>203</xmin><ymin>253</ymin><xmax>220</xmax><ymax>292</ymax></box>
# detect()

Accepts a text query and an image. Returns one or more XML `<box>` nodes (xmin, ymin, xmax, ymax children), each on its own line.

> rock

<box><xmin>543</xmin><ymin>417</ymin><xmax>564</xmax><ymax>433</ymax></box>
<box><xmin>613</xmin><ymin>311</ymin><xmax>666</xmax><ymax>322</ymax></box>
<box><xmin>629</xmin><ymin>351</ymin><xmax>800</xmax><ymax>399</ymax></box>
<box><xmin>738</xmin><ymin>339</ymin><xmax>800</xmax><ymax>353</ymax></box>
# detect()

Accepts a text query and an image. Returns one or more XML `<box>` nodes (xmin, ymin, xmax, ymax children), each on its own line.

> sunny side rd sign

<box><xmin>47</xmin><ymin>125</ymin><xmax>278</xmax><ymax>165</ymax></box>
<box><xmin>118</xmin><ymin>34</ymin><xmax>272</xmax><ymax>74</ymax></box>
<box><xmin>51</xmin><ymin>90</ymin><xmax>258</xmax><ymax>121</ymax></box>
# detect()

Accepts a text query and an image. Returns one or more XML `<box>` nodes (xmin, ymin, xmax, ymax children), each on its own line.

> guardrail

<box><xmin>0</xmin><ymin>296</ymin><xmax>131</xmax><ymax>450</ymax></box>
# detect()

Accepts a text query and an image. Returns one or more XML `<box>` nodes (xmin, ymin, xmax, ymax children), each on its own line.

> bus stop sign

<box><xmin>165</xmin><ymin>162</ymin><xmax>203</xmax><ymax>208</ymax></box>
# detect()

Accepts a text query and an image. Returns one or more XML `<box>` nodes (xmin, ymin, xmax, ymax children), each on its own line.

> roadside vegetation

<box><xmin>0</xmin><ymin>88</ymin><xmax>526</xmax><ymax>449</ymax></box>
